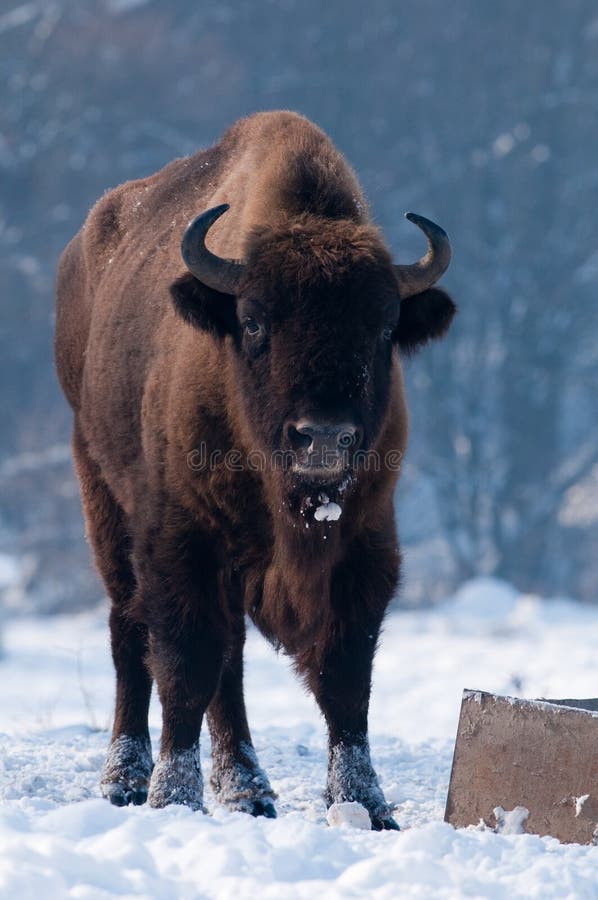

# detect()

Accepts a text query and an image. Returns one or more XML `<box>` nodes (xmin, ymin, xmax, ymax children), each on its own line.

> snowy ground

<box><xmin>1</xmin><ymin>577</ymin><xmax>598</xmax><ymax>898</ymax></box>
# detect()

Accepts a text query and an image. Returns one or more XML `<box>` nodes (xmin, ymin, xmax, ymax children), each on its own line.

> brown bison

<box><xmin>55</xmin><ymin>111</ymin><xmax>455</xmax><ymax>829</ymax></box>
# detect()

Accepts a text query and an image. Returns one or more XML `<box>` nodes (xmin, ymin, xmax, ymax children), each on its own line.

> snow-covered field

<box><xmin>1</xmin><ymin>577</ymin><xmax>598</xmax><ymax>898</ymax></box>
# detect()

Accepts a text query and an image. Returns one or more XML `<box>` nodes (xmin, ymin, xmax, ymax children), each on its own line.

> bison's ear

<box><xmin>170</xmin><ymin>273</ymin><xmax>237</xmax><ymax>338</ymax></box>
<box><xmin>394</xmin><ymin>287</ymin><xmax>457</xmax><ymax>356</ymax></box>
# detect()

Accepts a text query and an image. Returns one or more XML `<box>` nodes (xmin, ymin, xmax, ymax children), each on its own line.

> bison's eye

<box><xmin>244</xmin><ymin>317</ymin><xmax>262</xmax><ymax>336</ymax></box>
<box><xmin>382</xmin><ymin>326</ymin><xmax>394</xmax><ymax>341</ymax></box>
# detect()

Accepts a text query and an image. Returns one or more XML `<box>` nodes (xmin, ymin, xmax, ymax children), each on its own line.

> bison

<box><xmin>55</xmin><ymin>111</ymin><xmax>455</xmax><ymax>829</ymax></box>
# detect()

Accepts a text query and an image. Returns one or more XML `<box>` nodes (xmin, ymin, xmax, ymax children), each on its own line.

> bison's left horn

<box><xmin>394</xmin><ymin>212</ymin><xmax>452</xmax><ymax>299</ymax></box>
<box><xmin>181</xmin><ymin>204</ymin><xmax>246</xmax><ymax>294</ymax></box>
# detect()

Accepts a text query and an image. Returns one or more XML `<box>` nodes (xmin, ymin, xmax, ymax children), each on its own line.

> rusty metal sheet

<box><xmin>445</xmin><ymin>690</ymin><xmax>598</xmax><ymax>844</ymax></box>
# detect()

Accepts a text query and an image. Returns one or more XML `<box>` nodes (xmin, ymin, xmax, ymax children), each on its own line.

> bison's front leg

<box><xmin>134</xmin><ymin>522</ymin><xmax>227</xmax><ymax>811</ymax></box>
<box><xmin>297</xmin><ymin>530</ymin><xmax>400</xmax><ymax>831</ymax></box>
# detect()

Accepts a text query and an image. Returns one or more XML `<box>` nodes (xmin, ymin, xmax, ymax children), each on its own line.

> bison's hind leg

<box><xmin>72</xmin><ymin>425</ymin><xmax>153</xmax><ymax>805</ymax></box>
<box><xmin>210</xmin><ymin>738</ymin><xmax>277</xmax><ymax>819</ymax></box>
<box><xmin>207</xmin><ymin>583</ymin><xmax>276</xmax><ymax>818</ymax></box>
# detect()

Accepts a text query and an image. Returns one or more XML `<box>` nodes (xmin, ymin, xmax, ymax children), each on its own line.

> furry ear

<box><xmin>170</xmin><ymin>273</ymin><xmax>237</xmax><ymax>338</ymax></box>
<box><xmin>394</xmin><ymin>287</ymin><xmax>457</xmax><ymax>355</ymax></box>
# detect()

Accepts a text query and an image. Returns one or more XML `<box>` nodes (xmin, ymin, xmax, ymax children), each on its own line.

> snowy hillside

<box><xmin>1</xmin><ymin>578</ymin><xmax>598</xmax><ymax>897</ymax></box>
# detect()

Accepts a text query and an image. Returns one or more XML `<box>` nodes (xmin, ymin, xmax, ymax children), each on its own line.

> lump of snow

<box><xmin>575</xmin><ymin>794</ymin><xmax>590</xmax><ymax>817</ymax></box>
<box><xmin>493</xmin><ymin>805</ymin><xmax>529</xmax><ymax>835</ymax></box>
<box><xmin>326</xmin><ymin>801</ymin><xmax>371</xmax><ymax>830</ymax></box>
<box><xmin>314</xmin><ymin>493</ymin><xmax>342</xmax><ymax>522</ymax></box>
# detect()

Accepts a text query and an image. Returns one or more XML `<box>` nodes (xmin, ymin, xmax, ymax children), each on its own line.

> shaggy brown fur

<box><xmin>55</xmin><ymin>111</ymin><xmax>455</xmax><ymax>827</ymax></box>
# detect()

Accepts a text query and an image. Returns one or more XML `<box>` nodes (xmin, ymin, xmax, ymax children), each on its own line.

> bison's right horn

<box><xmin>181</xmin><ymin>204</ymin><xmax>245</xmax><ymax>294</ymax></box>
<box><xmin>394</xmin><ymin>212</ymin><xmax>452</xmax><ymax>299</ymax></box>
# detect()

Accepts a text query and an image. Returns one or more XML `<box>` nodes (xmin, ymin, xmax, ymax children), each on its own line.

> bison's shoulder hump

<box><xmin>82</xmin><ymin>184</ymin><xmax>130</xmax><ymax>268</ymax></box>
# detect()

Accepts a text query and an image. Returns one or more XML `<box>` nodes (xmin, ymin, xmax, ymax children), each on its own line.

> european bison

<box><xmin>55</xmin><ymin>111</ymin><xmax>455</xmax><ymax>829</ymax></box>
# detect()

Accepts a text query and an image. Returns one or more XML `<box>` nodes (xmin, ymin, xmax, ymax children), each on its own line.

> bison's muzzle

<box><xmin>286</xmin><ymin>419</ymin><xmax>362</xmax><ymax>477</ymax></box>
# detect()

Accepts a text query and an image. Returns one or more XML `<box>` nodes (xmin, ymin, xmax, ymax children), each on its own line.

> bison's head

<box><xmin>171</xmin><ymin>205</ymin><xmax>455</xmax><ymax>523</ymax></box>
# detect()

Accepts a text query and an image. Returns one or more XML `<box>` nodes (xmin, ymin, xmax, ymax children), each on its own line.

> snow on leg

<box><xmin>148</xmin><ymin>743</ymin><xmax>205</xmax><ymax>811</ymax></box>
<box><xmin>326</xmin><ymin>740</ymin><xmax>397</xmax><ymax>830</ymax></box>
<box><xmin>101</xmin><ymin>734</ymin><xmax>153</xmax><ymax>807</ymax></box>
<box><xmin>210</xmin><ymin>738</ymin><xmax>276</xmax><ymax>818</ymax></box>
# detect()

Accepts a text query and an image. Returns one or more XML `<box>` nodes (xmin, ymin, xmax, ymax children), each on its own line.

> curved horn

<box><xmin>181</xmin><ymin>204</ymin><xmax>245</xmax><ymax>294</ymax></box>
<box><xmin>394</xmin><ymin>212</ymin><xmax>452</xmax><ymax>299</ymax></box>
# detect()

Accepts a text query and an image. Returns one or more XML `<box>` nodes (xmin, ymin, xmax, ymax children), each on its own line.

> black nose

<box><xmin>285</xmin><ymin>420</ymin><xmax>363</xmax><ymax>465</ymax></box>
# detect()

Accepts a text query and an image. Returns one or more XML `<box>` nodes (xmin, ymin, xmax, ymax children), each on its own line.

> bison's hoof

<box><xmin>371</xmin><ymin>815</ymin><xmax>400</xmax><ymax>832</ymax></box>
<box><xmin>147</xmin><ymin>743</ymin><xmax>206</xmax><ymax>811</ymax></box>
<box><xmin>210</xmin><ymin>742</ymin><xmax>277</xmax><ymax>817</ymax></box>
<box><xmin>102</xmin><ymin>783</ymin><xmax>148</xmax><ymax>807</ymax></box>
<box><xmin>101</xmin><ymin>734</ymin><xmax>153</xmax><ymax>807</ymax></box>
<box><xmin>250</xmin><ymin>798</ymin><xmax>277</xmax><ymax>818</ymax></box>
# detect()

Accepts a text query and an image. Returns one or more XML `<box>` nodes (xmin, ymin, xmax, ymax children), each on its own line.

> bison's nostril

<box><xmin>287</xmin><ymin>424</ymin><xmax>313</xmax><ymax>453</ymax></box>
<box><xmin>335</xmin><ymin>426</ymin><xmax>364</xmax><ymax>452</ymax></box>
